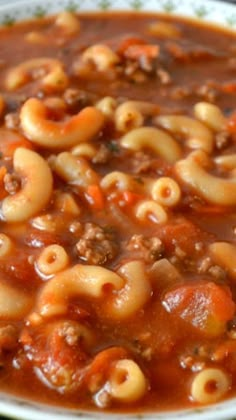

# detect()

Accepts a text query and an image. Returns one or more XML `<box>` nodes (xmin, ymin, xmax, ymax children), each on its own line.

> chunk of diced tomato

<box><xmin>163</xmin><ymin>282</ymin><xmax>235</xmax><ymax>336</ymax></box>
<box><xmin>158</xmin><ymin>218</ymin><xmax>209</xmax><ymax>255</ymax></box>
<box><xmin>0</xmin><ymin>130</ymin><xmax>34</xmax><ymax>158</ymax></box>
<box><xmin>227</xmin><ymin>111</ymin><xmax>236</xmax><ymax>134</ymax></box>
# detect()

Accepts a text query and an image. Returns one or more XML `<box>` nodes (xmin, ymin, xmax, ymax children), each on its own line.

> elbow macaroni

<box><xmin>5</xmin><ymin>58</ymin><xmax>68</xmax><ymax>91</ymax></box>
<box><xmin>1</xmin><ymin>148</ymin><xmax>53</xmax><ymax>223</ymax></box>
<box><xmin>191</xmin><ymin>368</ymin><xmax>230</xmax><ymax>404</ymax></box>
<box><xmin>121</xmin><ymin>126</ymin><xmax>182</xmax><ymax>163</ymax></box>
<box><xmin>157</xmin><ymin>115</ymin><xmax>214</xmax><ymax>153</ymax></box>
<box><xmin>36</xmin><ymin>244</ymin><xmax>70</xmax><ymax>278</ymax></box>
<box><xmin>20</xmin><ymin>98</ymin><xmax>105</xmax><ymax>149</ymax></box>
<box><xmin>34</xmin><ymin>260</ymin><xmax>151</xmax><ymax>320</ymax></box>
<box><xmin>115</xmin><ymin>101</ymin><xmax>159</xmax><ymax>132</ymax></box>
<box><xmin>151</xmin><ymin>177</ymin><xmax>181</xmax><ymax>207</ymax></box>
<box><xmin>194</xmin><ymin>102</ymin><xmax>227</xmax><ymax>132</ymax></box>
<box><xmin>175</xmin><ymin>153</ymin><xmax>236</xmax><ymax>206</ymax></box>
<box><xmin>135</xmin><ymin>200</ymin><xmax>168</xmax><ymax>224</ymax></box>
<box><xmin>109</xmin><ymin>359</ymin><xmax>147</xmax><ymax>402</ymax></box>
<box><xmin>51</xmin><ymin>152</ymin><xmax>100</xmax><ymax>189</ymax></box>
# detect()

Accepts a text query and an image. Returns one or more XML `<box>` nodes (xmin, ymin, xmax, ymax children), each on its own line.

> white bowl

<box><xmin>0</xmin><ymin>1</ymin><xmax>236</xmax><ymax>419</ymax></box>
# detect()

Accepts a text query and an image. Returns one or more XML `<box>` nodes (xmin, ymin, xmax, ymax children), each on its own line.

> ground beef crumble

<box><xmin>126</xmin><ymin>234</ymin><xmax>164</xmax><ymax>263</ymax></box>
<box><xmin>75</xmin><ymin>222</ymin><xmax>118</xmax><ymax>265</ymax></box>
<box><xmin>4</xmin><ymin>173</ymin><xmax>21</xmax><ymax>194</ymax></box>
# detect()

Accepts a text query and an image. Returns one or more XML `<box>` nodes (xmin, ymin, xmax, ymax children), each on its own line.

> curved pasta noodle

<box><xmin>115</xmin><ymin>101</ymin><xmax>159</xmax><ymax>132</ymax></box>
<box><xmin>71</xmin><ymin>143</ymin><xmax>97</xmax><ymax>159</ymax></box>
<box><xmin>151</xmin><ymin>177</ymin><xmax>181</xmax><ymax>207</ymax></box>
<box><xmin>148</xmin><ymin>21</ymin><xmax>181</xmax><ymax>38</ymax></box>
<box><xmin>175</xmin><ymin>153</ymin><xmax>236</xmax><ymax>206</ymax></box>
<box><xmin>0</xmin><ymin>233</ymin><xmax>13</xmax><ymax>258</ymax></box>
<box><xmin>36</xmin><ymin>244</ymin><xmax>69</xmax><ymax>277</ymax></box>
<box><xmin>100</xmin><ymin>171</ymin><xmax>153</xmax><ymax>197</ymax></box>
<box><xmin>214</xmin><ymin>154</ymin><xmax>236</xmax><ymax>171</ymax></box>
<box><xmin>24</xmin><ymin>31</ymin><xmax>47</xmax><ymax>44</ymax></box>
<box><xmin>5</xmin><ymin>58</ymin><xmax>68</xmax><ymax>91</ymax></box>
<box><xmin>194</xmin><ymin>102</ymin><xmax>226</xmax><ymax>132</ymax></box>
<box><xmin>95</xmin><ymin>96</ymin><xmax>117</xmax><ymax>120</ymax></box>
<box><xmin>157</xmin><ymin>115</ymin><xmax>214</xmax><ymax>153</ymax></box>
<box><xmin>35</xmin><ymin>260</ymin><xmax>151</xmax><ymax>320</ymax></box>
<box><xmin>44</xmin><ymin>320</ymin><xmax>95</xmax><ymax>349</ymax></box>
<box><xmin>121</xmin><ymin>127</ymin><xmax>182</xmax><ymax>163</ymax></box>
<box><xmin>191</xmin><ymin>368</ymin><xmax>230</xmax><ymax>404</ymax></box>
<box><xmin>0</xmin><ymin>281</ymin><xmax>32</xmax><ymax>320</ymax></box>
<box><xmin>109</xmin><ymin>359</ymin><xmax>147</xmax><ymax>402</ymax></box>
<box><xmin>111</xmin><ymin>260</ymin><xmax>152</xmax><ymax>319</ymax></box>
<box><xmin>209</xmin><ymin>242</ymin><xmax>236</xmax><ymax>280</ymax></box>
<box><xmin>20</xmin><ymin>98</ymin><xmax>105</xmax><ymax>149</ymax></box>
<box><xmin>31</xmin><ymin>214</ymin><xmax>57</xmax><ymax>233</ymax></box>
<box><xmin>43</xmin><ymin>96</ymin><xmax>66</xmax><ymax>113</ymax></box>
<box><xmin>53</xmin><ymin>191</ymin><xmax>81</xmax><ymax>215</ymax></box>
<box><xmin>55</xmin><ymin>11</ymin><xmax>80</xmax><ymax>34</ymax></box>
<box><xmin>35</xmin><ymin>264</ymin><xmax>124</xmax><ymax>318</ymax></box>
<box><xmin>1</xmin><ymin>148</ymin><xmax>53</xmax><ymax>223</ymax></box>
<box><xmin>51</xmin><ymin>152</ymin><xmax>100</xmax><ymax>189</ymax></box>
<box><xmin>135</xmin><ymin>200</ymin><xmax>168</xmax><ymax>224</ymax></box>
<box><xmin>81</xmin><ymin>44</ymin><xmax>120</xmax><ymax>71</ymax></box>
<box><xmin>100</xmin><ymin>171</ymin><xmax>135</xmax><ymax>191</ymax></box>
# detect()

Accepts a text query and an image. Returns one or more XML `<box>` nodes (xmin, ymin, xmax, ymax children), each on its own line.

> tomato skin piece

<box><xmin>157</xmin><ymin>218</ymin><xmax>211</xmax><ymax>256</ymax></box>
<box><xmin>163</xmin><ymin>282</ymin><xmax>235</xmax><ymax>336</ymax></box>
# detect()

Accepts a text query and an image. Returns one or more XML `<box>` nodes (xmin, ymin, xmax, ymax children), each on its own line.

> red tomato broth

<box><xmin>0</xmin><ymin>8</ymin><xmax>235</xmax><ymax>415</ymax></box>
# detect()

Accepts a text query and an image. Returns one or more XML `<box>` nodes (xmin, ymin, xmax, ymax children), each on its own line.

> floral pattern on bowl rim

<box><xmin>0</xmin><ymin>0</ymin><xmax>235</xmax><ymax>419</ymax></box>
<box><xmin>0</xmin><ymin>0</ymin><xmax>236</xmax><ymax>28</ymax></box>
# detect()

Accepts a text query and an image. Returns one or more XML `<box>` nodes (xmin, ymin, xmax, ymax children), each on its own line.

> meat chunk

<box><xmin>75</xmin><ymin>223</ymin><xmax>118</xmax><ymax>265</ymax></box>
<box><xmin>4</xmin><ymin>112</ymin><xmax>20</xmax><ymax>130</ymax></box>
<box><xmin>127</xmin><ymin>234</ymin><xmax>164</xmax><ymax>262</ymax></box>
<box><xmin>23</xmin><ymin>321</ymin><xmax>89</xmax><ymax>392</ymax></box>
<box><xmin>92</xmin><ymin>144</ymin><xmax>111</xmax><ymax>164</ymax></box>
<box><xmin>63</xmin><ymin>88</ymin><xmax>95</xmax><ymax>112</ymax></box>
<box><xmin>4</xmin><ymin>173</ymin><xmax>21</xmax><ymax>194</ymax></box>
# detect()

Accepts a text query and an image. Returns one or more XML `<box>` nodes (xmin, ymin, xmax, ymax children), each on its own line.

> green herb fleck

<box><xmin>103</xmin><ymin>225</ymin><xmax>116</xmax><ymax>235</ymax></box>
<box><xmin>33</xmin><ymin>6</ymin><xmax>46</xmax><ymax>18</ymax></box>
<box><xmin>2</xmin><ymin>15</ymin><xmax>15</xmax><ymax>27</ymax></box>
<box><xmin>193</xmin><ymin>346</ymin><xmax>199</xmax><ymax>356</ymax></box>
<box><xmin>98</xmin><ymin>0</ymin><xmax>111</xmax><ymax>10</ymax></box>
<box><xmin>66</xmin><ymin>1</ymin><xmax>79</xmax><ymax>12</ymax></box>
<box><xmin>226</xmin><ymin>15</ymin><xmax>236</xmax><ymax>27</ymax></box>
<box><xmin>161</xmin><ymin>1</ymin><xmax>175</xmax><ymax>13</ymax></box>
<box><xmin>106</xmin><ymin>141</ymin><xmax>120</xmax><ymax>153</ymax></box>
<box><xmin>194</xmin><ymin>6</ymin><xmax>208</xmax><ymax>19</ymax></box>
<box><xmin>129</xmin><ymin>0</ymin><xmax>143</xmax><ymax>10</ymax></box>
<box><xmin>134</xmin><ymin>176</ymin><xmax>144</xmax><ymax>185</ymax></box>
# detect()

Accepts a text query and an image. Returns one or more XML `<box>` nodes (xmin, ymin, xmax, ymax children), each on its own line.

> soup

<box><xmin>0</xmin><ymin>8</ymin><xmax>235</xmax><ymax>414</ymax></box>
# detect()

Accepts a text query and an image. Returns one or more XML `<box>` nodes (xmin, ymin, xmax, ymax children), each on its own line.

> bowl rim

<box><xmin>0</xmin><ymin>0</ymin><xmax>236</xmax><ymax>419</ymax></box>
<box><xmin>0</xmin><ymin>0</ymin><xmax>235</xmax><ymax>29</ymax></box>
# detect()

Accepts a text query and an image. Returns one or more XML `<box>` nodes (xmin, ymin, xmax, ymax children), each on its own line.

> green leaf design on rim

<box><xmin>226</xmin><ymin>15</ymin><xmax>236</xmax><ymax>27</ymax></box>
<box><xmin>2</xmin><ymin>14</ymin><xmax>15</xmax><ymax>26</ymax></box>
<box><xmin>98</xmin><ymin>0</ymin><xmax>111</xmax><ymax>10</ymax></box>
<box><xmin>161</xmin><ymin>1</ymin><xmax>176</xmax><ymax>13</ymax></box>
<box><xmin>129</xmin><ymin>0</ymin><xmax>143</xmax><ymax>10</ymax></box>
<box><xmin>33</xmin><ymin>6</ymin><xmax>46</xmax><ymax>18</ymax></box>
<box><xmin>193</xmin><ymin>6</ymin><xmax>208</xmax><ymax>18</ymax></box>
<box><xmin>65</xmin><ymin>1</ymin><xmax>80</xmax><ymax>12</ymax></box>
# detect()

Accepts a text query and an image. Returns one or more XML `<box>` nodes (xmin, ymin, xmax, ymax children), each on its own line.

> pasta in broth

<box><xmin>0</xmin><ymin>7</ymin><xmax>235</xmax><ymax>415</ymax></box>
